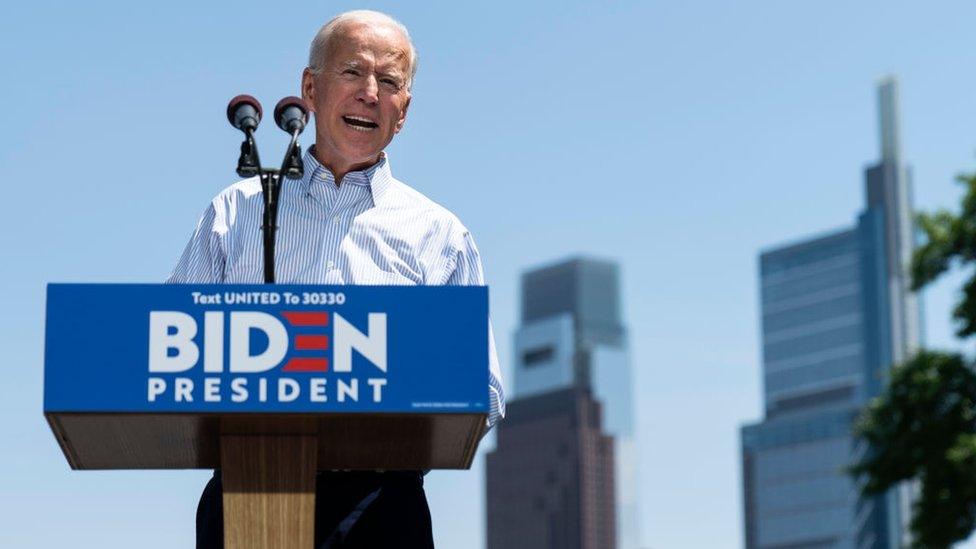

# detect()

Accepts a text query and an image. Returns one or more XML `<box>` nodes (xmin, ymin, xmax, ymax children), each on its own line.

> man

<box><xmin>167</xmin><ymin>10</ymin><xmax>505</xmax><ymax>548</ymax></box>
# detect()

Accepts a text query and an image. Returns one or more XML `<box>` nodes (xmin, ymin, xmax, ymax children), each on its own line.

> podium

<box><xmin>44</xmin><ymin>284</ymin><xmax>489</xmax><ymax>548</ymax></box>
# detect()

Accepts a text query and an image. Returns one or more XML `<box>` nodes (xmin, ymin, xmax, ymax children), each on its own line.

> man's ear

<box><xmin>301</xmin><ymin>68</ymin><xmax>316</xmax><ymax>112</ymax></box>
<box><xmin>394</xmin><ymin>94</ymin><xmax>411</xmax><ymax>134</ymax></box>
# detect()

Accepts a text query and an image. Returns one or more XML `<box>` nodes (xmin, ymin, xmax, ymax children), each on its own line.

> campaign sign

<box><xmin>44</xmin><ymin>284</ymin><xmax>488</xmax><ymax>414</ymax></box>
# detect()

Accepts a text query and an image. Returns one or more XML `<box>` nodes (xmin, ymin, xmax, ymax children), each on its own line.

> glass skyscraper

<box><xmin>741</xmin><ymin>77</ymin><xmax>919</xmax><ymax>549</ymax></box>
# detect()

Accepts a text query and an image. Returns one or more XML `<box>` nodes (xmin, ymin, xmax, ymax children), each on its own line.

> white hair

<box><xmin>308</xmin><ymin>10</ymin><xmax>418</xmax><ymax>88</ymax></box>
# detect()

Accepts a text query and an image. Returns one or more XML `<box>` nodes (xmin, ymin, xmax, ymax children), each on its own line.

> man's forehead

<box><xmin>329</xmin><ymin>21</ymin><xmax>410</xmax><ymax>64</ymax></box>
<box><xmin>338</xmin><ymin>48</ymin><xmax>409</xmax><ymax>65</ymax></box>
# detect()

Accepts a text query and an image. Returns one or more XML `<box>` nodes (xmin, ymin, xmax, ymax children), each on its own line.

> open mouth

<box><xmin>342</xmin><ymin>115</ymin><xmax>378</xmax><ymax>131</ymax></box>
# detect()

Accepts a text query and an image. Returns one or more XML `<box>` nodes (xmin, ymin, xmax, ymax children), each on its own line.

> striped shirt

<box><xmin>167</xmin><ymin>150</ymin><xmax>505</xmax><ymax>430</ymax></box>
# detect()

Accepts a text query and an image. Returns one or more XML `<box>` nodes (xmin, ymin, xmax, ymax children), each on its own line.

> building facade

<box><xmin>486</xmin><ymin>387</ymin><xmax>616</xmax><ymax>549</ymax></box>
<box><xmin>741</xmin><ymin>77</ymin><xmax>919</xmax><ymax>549</ymax></box>
<box><xmin>486</xmin><ymin>257</ymin><xmax>640</xmax><ymax>549</ymax></box>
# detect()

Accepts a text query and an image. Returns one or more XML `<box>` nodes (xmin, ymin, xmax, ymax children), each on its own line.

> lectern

<box><xmin>44</xmin><ymin>283</ymin><xmax>489</xmax><ymax>548</ymax></box>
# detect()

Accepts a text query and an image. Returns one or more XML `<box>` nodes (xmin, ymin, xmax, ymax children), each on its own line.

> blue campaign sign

<box><xmin>44</xmin><ymin>284</ymin><xmax>489</xmax><ymax>414</ymax></box>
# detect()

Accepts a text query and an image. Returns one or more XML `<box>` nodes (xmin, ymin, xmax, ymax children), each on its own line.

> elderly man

<box><xmin>167</xmin><ymin>10</ymin><xmax>504</xmax><ymax>548</ymax></box>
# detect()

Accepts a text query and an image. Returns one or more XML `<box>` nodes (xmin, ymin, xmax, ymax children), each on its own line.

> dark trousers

<box><xmin>196</xmin><ymin>470</ymin><xmax>434</xmax><ymax>549</ymax></box>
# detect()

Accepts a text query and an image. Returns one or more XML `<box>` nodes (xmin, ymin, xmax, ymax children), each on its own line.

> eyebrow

<box><xmin>335</xmin><ymin>59</ymin><xmax>406</xmax><ymax>82</ymax></box>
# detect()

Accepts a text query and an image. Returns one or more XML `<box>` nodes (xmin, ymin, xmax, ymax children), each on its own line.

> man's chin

<box><xmin>314</xmin><ymin>133</ymin><xmax>389</xmax><ymax>169</ymax></box>
<box><xmin>334</xmin><ymin>149</ymin><xmax>385</xmax><ymax>170</ymax></box>
<box><xmin>336</xmin><ymin>140</ymin><xmax>388</xmax><ymax>161</ymax></box>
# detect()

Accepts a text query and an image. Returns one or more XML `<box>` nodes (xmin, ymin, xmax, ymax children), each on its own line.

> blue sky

<box><xmin>3</xmin><ymin>1</ymin><xmax>976</xmax><ymax>547</ymax></box>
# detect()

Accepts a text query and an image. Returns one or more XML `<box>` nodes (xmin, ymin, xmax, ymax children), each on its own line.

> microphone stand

<box><xmin>267</xmin><ymin>130</ymin><xmax>305</xmax><ymax>284</ymax></box>
<box><xmin>260</xmin><ymin>166</ymin><xmax>280</xmax><ymax>285</ymax></box>
<box><xmin>237</xmin><ymin>128</ymin><xmax>279</xmax><ymax>284</ymax></box>
<box><xmin>237</xmin><ymin>128</ymin><xmax>303</xmax><ymax>284</ymax></box>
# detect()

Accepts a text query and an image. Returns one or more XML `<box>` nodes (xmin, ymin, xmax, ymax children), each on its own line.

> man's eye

<box><xmin>342</xmin><ymin>69</ymin><xmax>360</xmax><ymax>76</ymax></box>
<box><xmin>381</xmin><ymin>78</ymin><xmax>400</xmax><ymax>90</ymax></box>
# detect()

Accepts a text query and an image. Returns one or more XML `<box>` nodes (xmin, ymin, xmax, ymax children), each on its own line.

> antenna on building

<box><xmin>878</xmin><ymin>75</ymin><xmax>901</xmax><ymax>162</ymax></box>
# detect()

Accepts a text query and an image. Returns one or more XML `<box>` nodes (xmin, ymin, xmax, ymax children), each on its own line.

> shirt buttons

<box><xmin>333</xmin><ymin>215</ymin><xmax>341</xmax><ymax>225</ymax></box>
<box><xmin>326</xmin><ymin>260</ymin><xmax>335</xmax><ymax>269</ymax></box>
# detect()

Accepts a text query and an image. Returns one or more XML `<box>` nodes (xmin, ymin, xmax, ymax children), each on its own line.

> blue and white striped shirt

<box><xmin>167</xmin><ymin>150</ymin><xmax>505</xmax><ymax>430</ymax></box>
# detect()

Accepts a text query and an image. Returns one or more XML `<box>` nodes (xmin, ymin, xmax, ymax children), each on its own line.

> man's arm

<box><xmin>166</xmin><ymin>202</ymin><xmax>225</xmax><ymax>284</ymax></box>
<box><xmin>444</xmin><ymin>231</ymin><xmax>506</xmax><ymax>432</ymax></box>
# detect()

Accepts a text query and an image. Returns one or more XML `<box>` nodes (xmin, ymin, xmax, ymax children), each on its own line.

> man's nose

<box><xmin>356</xmin><ymin>75</ymin><xmax>379</xmax><ymax>104</ymax></box>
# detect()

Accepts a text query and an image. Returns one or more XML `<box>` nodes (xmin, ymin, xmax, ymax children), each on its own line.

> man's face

<box><xmin>302</xmin><ymin>21</ymin><xmax>412</xmax><ymax>173</ymax></box>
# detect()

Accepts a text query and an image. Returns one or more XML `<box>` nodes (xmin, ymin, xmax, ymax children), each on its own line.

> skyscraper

<box><xmin>740</xmin><ymin>77</ymin><xmax>919</xmax><ymax>549</ymax></box>
<box><xmin>486</xmin><ymin>257</ymin><xmax>640</xmax><ymax>549</ymax></box>
<box><xmin>486</xmin><ymin>387</ymin><xmax>616</xmax><ymax>549</ymax></box>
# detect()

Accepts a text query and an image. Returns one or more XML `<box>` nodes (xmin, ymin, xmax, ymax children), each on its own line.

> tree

<box><xmin>853</xmin><ymin>172</ymin><xmax>976</xmax><ymax>548</ymax></box>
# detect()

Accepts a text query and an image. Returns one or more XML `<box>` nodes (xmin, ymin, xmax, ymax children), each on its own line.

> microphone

<box><xmin>274</xmin><ymin>97</ymin><xmax>310</xmax><ymax>134</ymax></box>
<box><xmin>227</xmin><ymin>94</ymin><xmax>263</xmax><ymax>132</ymax></box>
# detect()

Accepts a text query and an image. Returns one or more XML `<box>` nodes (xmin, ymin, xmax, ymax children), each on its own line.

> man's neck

<box><xmin>312</xmin><ymin>146</ymin><xmax>381</xmax><ymax>187</ymax></box>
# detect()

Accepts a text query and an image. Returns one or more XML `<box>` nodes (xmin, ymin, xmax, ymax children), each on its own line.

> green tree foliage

<box><xmin>853</xmin><ymin>173</ymin><xmax>976</xmax><ymax>548</ymax></box>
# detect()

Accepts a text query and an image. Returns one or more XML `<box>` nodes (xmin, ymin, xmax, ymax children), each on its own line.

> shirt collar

<box><xmin>299</xmin><ymin>148</ymin><xmax>394</xmax><ymax>206</ymax></box>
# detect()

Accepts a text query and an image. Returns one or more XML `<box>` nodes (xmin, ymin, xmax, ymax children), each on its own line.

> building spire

<box><xmin>878</xmin><ymin>75</ymin><xmax>901</xmax><ymax>162</ymax></box>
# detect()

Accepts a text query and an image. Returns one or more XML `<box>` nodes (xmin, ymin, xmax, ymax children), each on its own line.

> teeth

<box><xmin>343</xmin><ymin>115</ymin><xmax>378</xmax><ymax>131</ymax></box>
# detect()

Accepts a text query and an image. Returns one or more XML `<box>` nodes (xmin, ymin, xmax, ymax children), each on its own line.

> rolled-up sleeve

<box><xmin>445</xmin><ymin>231</ymin><xmax>506</xmax><ymax>432</ymax></box>
<box><xmin>166</xmin><ymin>202</ymin><xmax>225</xmax><ymax>284</ymax></box>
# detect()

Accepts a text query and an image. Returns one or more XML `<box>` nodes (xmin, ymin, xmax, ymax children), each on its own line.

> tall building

<box><xmin>486</xmin><ymin>257</ymin><xmax>640</xmax><ymax>549</ymax></box>
<box><xmin>740</xmin><ymin>77</ymin><xmax>919</xmax><ymax>549</ymax></box>
<box><xmin>486</xmin><ymin>387</ymin><xmax>616</xmax><ymax>549</ymax></box>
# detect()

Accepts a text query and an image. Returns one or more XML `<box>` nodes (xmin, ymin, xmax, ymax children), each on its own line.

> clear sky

<box><xmin>3</xmin><ymin>1</ymin><xmax>976</xmax><ymax>547</ymax></box>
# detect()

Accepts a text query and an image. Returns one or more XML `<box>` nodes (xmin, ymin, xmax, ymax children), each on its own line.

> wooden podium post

<box><xmin>221</xmin><ymin>435</ymin><xmax>317</xmax><ymax>549</ymax></box>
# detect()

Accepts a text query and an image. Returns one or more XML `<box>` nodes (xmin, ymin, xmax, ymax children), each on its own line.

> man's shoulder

<box><xmin>200</xmin><ymin>178</ymin><xmax>265</xmax><ymax>227</ymax></box>
<box><xmin>385</xmin><ymin>177</ymin><xmax>469</xmax><ymax>235</ymax></box>
<box><xmin>210</xmin><ymin>177</ymin><xmax>263</xmax><ymax>207</ymax></box>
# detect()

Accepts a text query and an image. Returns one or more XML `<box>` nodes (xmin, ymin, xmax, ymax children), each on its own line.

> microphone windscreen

<box><xmin>227</xmin><ymin>94</ymin><xmax>263</xmax><ymax>128</ymax></box>
<box><xmin>274</xmin><ymin>96</ymin><xmax>310</xmax><ymax>131</ymax></box>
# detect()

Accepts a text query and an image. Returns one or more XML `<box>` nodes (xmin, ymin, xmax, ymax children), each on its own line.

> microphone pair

<box><xmin>227</xmin><ymin>95</ymin><xmax>309</xmax><ymax>135</ymax></box>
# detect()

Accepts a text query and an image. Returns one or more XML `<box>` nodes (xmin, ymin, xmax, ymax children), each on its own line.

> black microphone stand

<box><xmin>236</xmin><ymin>128</ymin><xmax>303</xmax><ymax>284</ymax></box>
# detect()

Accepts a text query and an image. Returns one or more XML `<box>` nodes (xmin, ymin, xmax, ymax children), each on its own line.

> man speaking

<box><xmin>167</xmin><ymin>10</ymin><xmax>505</xmax><ymax>548</ymax></box>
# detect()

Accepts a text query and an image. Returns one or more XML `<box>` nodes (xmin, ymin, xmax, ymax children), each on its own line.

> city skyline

<box><xmin>3</xmin><ymin>2</ymin><xmax>976</xmax><ymax>548</ymax></box>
